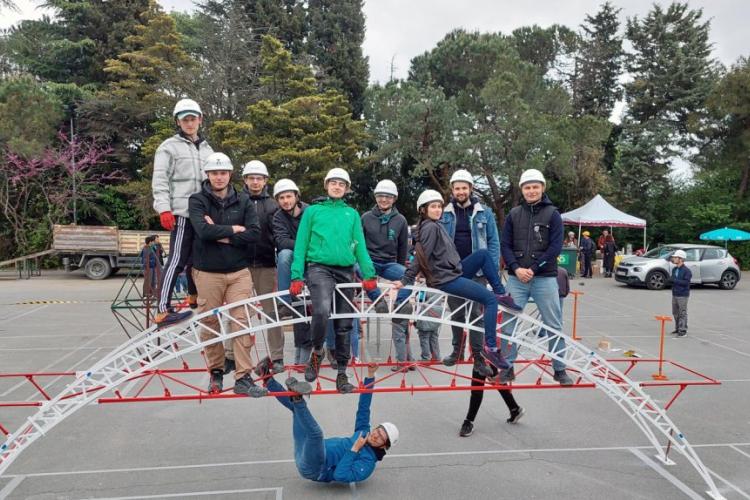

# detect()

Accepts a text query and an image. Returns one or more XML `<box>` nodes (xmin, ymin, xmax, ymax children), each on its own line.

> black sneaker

<box><xmin>374</xmin><ymin>299</ymin><xmax>389</xmax><ymax>314</ymax></box>
<box><xmin>336</xmin><ymin>373</ymin><xmax>355</xmax><ymax>394</ymax></box>
<box><xmin>459</xmin><ymin>419</ymin><xmax>474</xmax><ymax>437</ymax></box>
<box><xmin>286</xmin><ymin>376</ymin><xmax>313</xmax><ymax>395</ymax></box>
<box><xmin>483</xmin><ymin>347</ymin><xmax>511</xmax><ymax>370</ymax></box>
<box><xmin>154</xmin><ymin>310</ymin><xmax>193</xmax><ymax>328</ymax></box>
<box><xmin>553</xmin><ymin>370</ymin><xmax>574</xmax><ymax>386</ymax></box>
<box><xmin>676</xmin><ymin>331</ymin><xmax>687</xmax><ymax>338</ymax></box>
<box><xmin>496</xmin><ymin>293</ymin><xmax>523</xmax><ymax>311</ymax></box>
<box><xmin>305</xmin><ymin>349</ymin><xmax>323</xmax><ymax>382</ymax></box>
<box><xmin>233</xmin><ymin>373</ymin><xmax>269</xmax><ymax>398</ymax></box>
<box><xmin>507</xmin><ymin>406</ymin><xmax>525</xmax><ymax>424</ymax></box>
<box><xmin>498</xmin><ymin>367</ymin><xmax>515</xmax><ymax>383</ymax></box>
<box><xmin>208</xmin><ymin>368</ymin><xmax>223</xmax><ymax>393</ymax></box>
<box><xmin>254</xmin><ymin>356</ymin><xmax>272</xmax><ymax>377</ymax></box>
<box><xmin>223</xmin><ymin>357</ymin><xmax>236</xmax><ymax>375</ymax></box>
<box><xmin>442</xmin><ymin>349</ymin><xmax>464</xmax><ymax>367</ymax></box>
<box><xmin>472</xmin><ymin>358</ymin><xmax>492</xmax><ymax>378</ymax></box>
<box><xmin>272</xmin><ymin>359</ymin><xmax>285</xmax><ymax>374</ymax></box>
<box><xmin>670</xmin><ymin>330</ymin><xmax>678</xmax><ymax>335</ymax></box>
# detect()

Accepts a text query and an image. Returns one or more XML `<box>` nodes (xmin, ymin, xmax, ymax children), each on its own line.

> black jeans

<box><xmin>305</xmin><ymin>264</ymin><xmax>354</xmax><ymax>370</ymax></box>
<box><xmin>465</xmin><ymin>368</ymin><xmax>519</xmax><ymax>422</ymax></box>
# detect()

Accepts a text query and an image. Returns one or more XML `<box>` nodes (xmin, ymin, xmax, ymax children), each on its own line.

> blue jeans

<box><xmin>277</xmin><ymin>249</ymin><xmax>294</xmax><ymax>303</ymax></box>
<box><xmin>368</xmin><ymin>261</ymin><xmax>411</xmax><ymax>303</ymax></box>
<box><xmin>501</xmin><ymin>276</ymin><xmax>566</xmax><ymax>372</ymax></box>
<box><xmin>326</xmin><ymin>319</ymin><xmax>360</xmax><ymax>358</ymax></box>
<box><xmin>267</xmin><ymin>378</ymin><xmax>326</xmax><ymax>480</ymax></box>
<box><xmin>439</xmin><ymin>250</ymin><xmax>504</xmax><ymax>349</ymax></box>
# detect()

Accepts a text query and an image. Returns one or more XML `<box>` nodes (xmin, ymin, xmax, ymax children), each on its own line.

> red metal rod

<box><xmin>25</xmin><ymin>375</ymin><xmax>52</xmax><ymax>401</ymax></box>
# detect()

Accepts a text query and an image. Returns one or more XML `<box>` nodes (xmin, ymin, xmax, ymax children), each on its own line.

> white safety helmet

<box><xmin>672</xmin><ymin>250</ymin><xmax>687</xmax><ymax>260</ymax></box>
<box><xmin>203</xmin><ymin>152</ymin><xmax>233</xmax><ymax>172</ymax></box>
<box><xmin>519</xmin><ymin>168</ymin><xmax>546</xmax><ymax>187</ymax></box>
<box><xmin>173</xmin><ymin>98</ymin><xmax>202</xmax><ymax>119</ymax></box>
<box><xmin>273</xmin><ymin>178</ymin><xmax>300</xmax><ymax>198</ymax></box>
<box><xmin>416</xmin><ymin>189</ymin><xmax>444</xmax><ymax>210</ymax></box>
<box><xmin>324</xmin><ymin>167</ymin><xmax>351</xmax><ymax>186</ymax></box>
<box><xmin>374</xmin><ymin>179</ymin><xmax>398</xmax><ymax>197</ymax></box>
<box><xmin>379</xmin><ymin>422</ymin><xmax>399</xmax><ymax>448</ymax></box>
<box><xmin>449</xmin><ymin>169</ymin><xmax>474</xmax><ymax>187</ymax></box>
<box><xmin>242</xmin><ymin>160</ymin><xmax>269</xmax><ymax>178</ymax></box>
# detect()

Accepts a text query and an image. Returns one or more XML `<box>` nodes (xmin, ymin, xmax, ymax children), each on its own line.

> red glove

<box><xmin>289</xmin><ymin>280</ymin><xmax>305</xmax><ymax>297</ymax></box>
<box><xmin>159</xmin><ymin>211</ymin><xmax>175</xmax><ymax>231</ymax></box>
<box><xmin>361</xmin><ymin>278</ymin><xmax>378</xmax><ymax>291</ymax></box>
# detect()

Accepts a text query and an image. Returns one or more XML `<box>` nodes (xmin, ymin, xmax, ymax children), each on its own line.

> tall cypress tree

<box><xmin>573</xmin><ymin>2</ymin><xmax>624</xmax><ymax>118</ymax></box>
<box><xmin>307</xmin><ymin>0</ymin><xmax>369</xmax><ymax>117</ymax></box>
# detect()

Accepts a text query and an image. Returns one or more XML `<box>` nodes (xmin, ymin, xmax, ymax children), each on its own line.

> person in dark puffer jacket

<box><xmin>670</xmin><ymin>249</ymin><xmax>692</xmax><ymax>337</ymax></box>
<box><xmin>499</xmin><ymin>168</ymin><xmax>572</xmax><ymax>386</ymax></box>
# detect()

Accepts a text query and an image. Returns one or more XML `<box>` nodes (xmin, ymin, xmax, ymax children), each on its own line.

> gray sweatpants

<box><xmin>672</xmin><ymin>296</ymin><xmax>688</xmax><ymax>333</ymax></box>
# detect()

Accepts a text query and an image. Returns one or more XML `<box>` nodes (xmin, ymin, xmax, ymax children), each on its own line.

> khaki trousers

<box><xmin>193</xmin><ymin>268</ymin><xmax>254</xmax><ymax>380</ymax></box>
<box><xmin>250</xmin><ymin>266</ymin><xmax>285</xmax><ymax>361</ymax></box>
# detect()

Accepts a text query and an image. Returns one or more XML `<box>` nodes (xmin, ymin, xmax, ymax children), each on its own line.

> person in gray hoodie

<box><xmin>360</xmin><ymin>180</ymin><xmax>413</xmax><ymax>370</ymax></box>
<box><xmin>152</xmin><ymin>98</ymin><xmax>214</xmax><ymax>327</ymax></box>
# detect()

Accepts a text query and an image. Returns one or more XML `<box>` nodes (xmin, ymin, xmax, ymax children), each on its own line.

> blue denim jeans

<box><xmin>277</xmin><ymin>249</ymin><xmax>294</xmax><ymax>304</ymax></box>
<box><xmin>267</xmin><ymin>378</ymin><xmax>325</xmax><ymax>480</ymax></box>
<box><xmin>501</xmin><ymin>276</ymin><xmax>566</xmax><ymax>372</ymax></box>
<box><xmin>439</xmin><ymin>250</ymin><xmax>504</xmax><ymax>349</ymax></box>
<box><xmin>326</xmin><ymin>319</ymin><xmax>359</xmax><ymax>358</ymax></box>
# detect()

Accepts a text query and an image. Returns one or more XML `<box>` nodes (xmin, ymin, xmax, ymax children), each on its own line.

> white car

<box><xmin>614</xmin><ymin>244</ymin><xmax>741</xmax><ymax>290</ymax></box>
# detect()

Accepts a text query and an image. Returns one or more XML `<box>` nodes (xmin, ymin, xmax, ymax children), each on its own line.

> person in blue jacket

<box><xmin>257</xmin><ymin>358</ymin><xmax>399</xmax><ymax>483</ymax></box>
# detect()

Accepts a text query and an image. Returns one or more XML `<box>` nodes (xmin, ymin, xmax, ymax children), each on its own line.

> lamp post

<box><xmin>69</xmin><ymin>104</ymin><xmax>77</xmax><ymax>225</ymax></box>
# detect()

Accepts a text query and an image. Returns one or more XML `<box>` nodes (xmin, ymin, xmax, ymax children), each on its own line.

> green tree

<box><xmin>1</xmin><ymin>0</ymin><xmax>150</xmax><ymax>85</ymax></box>
<box><xmin>573</xmin><ymin>2</ymin><xmax>624</xmax><ymax>118</ymax></box>
<box><xmin>0</xmin><ymin>75</ymin><xmax>63</xmax><ymax>157</ymax></box>
<box><xmin>209</xmin><ymin>36</ymin><xmax>367</xmax><ymax>200</ymax></box>
<box><xmin>307</xmin><ymin>0</ymin><xmax>369</xmax><ymax>117</ymax></box>
<box><xmin>237</xmin><ymin>0</ymin><xmax>307</xmax><ymax>55</ymax></box>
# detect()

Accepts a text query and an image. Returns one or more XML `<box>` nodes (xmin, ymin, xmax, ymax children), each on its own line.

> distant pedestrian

<box><xmin>556</xmin><ymin>267</ymin><xmax>570</xmax><ymax>325</ymax></box>
<box><xmin>670</xmin><ymin>250</ymin><xmax>691</xmax><ymax>338</ymax></box>
<box><xmin>602</xmin><ymin>235</ymin><xmax>617</xmax><ymax>278</ymax></box>
<box><xmin>579</xmin><ymin>231</ymin><xmax>595</xmax><ymax>278</ymax></box>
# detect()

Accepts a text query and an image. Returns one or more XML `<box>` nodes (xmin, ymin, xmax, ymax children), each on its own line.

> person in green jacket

<box><xmin>289</xmin><ymin>168</ymin><xmax>378</xmax><ymax>393</ymax></box>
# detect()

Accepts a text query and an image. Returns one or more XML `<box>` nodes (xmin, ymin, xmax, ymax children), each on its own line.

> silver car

<box><xmin>614</xmin><ymin>244</ymin><xmax>741</xmax><ymax>290</ymax></box>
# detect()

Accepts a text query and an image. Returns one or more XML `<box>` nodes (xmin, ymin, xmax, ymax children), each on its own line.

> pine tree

<box><xmin>210</xmin><ymin>36</ymin><xmax>367</xmax><ymax>198</ymax></box>
<box><xmin>573</xmin><ymin>2</ymin><xmax>624</xmax><ymax>118</ymax></box>
<box><xmin>236</xmin><ymin>0</ymin><xmax>307</xmax><ymax>55</ymax></box>
<box><xmin>1</xmin><ymin>0</ymin><xmax>150</xmax><ymax>85</ymax></box>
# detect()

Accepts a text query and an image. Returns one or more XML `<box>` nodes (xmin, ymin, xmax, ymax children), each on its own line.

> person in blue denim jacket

<box><xmin>439</xmin><ymin>169</ymin><xmax>512</xmax><ymax>374</ymax></box>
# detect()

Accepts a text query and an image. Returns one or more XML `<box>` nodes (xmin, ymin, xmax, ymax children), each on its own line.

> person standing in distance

<box><xmin>499</xmin><ymin>169</ymin><xmax>573</xmax><ymax>386</ymax></box>
<box><xmin>152</xmin><ymin>98</ymin><xmax>214</xmax><ymax>327</ymax></box>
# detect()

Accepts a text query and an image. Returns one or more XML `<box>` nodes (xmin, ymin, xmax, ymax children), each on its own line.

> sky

<box><xmin>4</xmin><ymin>0</ymin><xmax>748</xmax><ymax>84</ymax></box>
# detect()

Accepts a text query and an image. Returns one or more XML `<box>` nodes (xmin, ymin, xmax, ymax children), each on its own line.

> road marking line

<box><xmin>693</xmin><ymin>336</ymin><xmax>750</xmax><ymax>358</ymax></box>
<box><xmin>0</xmin><ymin>305</ymin><xmax>48</xmax><ymax>323</ymax></box>
<box><xmin>730</xmin><ymin>445</ymin><xmax>750</xmax><ymax>460</ymax></box>
<box><xmin>628</xmin><ymin>448</ymin><xmax>703</xmax><ymax>500</ymax></box>
<box><xmin>707</xmin><ymin>467</ymin><xmax>750</xmax><ymax>499</ymax></box>
<box><xmin>89</xmin><ymin>487</ymin><xmax>283</xmax><ymax>500</ymax></box>
<box><xmin>7</xmin><ymin>442</ymin><xmax>749</xmax><ymax>478</ymax></box>
<box><xmin>0</xmin><ymin>327</ymin><xmax>116</xmax><ymax>398</ymax></box>
<box><xmin>0</xmin><ymin>475</ymin><xmax>25</xmax><ymax>500</ymax></box>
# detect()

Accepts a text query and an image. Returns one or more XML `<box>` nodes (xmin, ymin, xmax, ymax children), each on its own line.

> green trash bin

<box><xmin>558</xmin><ymin>247</ymin><xmax>578</xmax><ymax>277</ymax></box>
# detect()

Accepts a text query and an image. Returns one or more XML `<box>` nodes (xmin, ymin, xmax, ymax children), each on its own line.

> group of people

<box><xmin>563</xmin><ymin>229</ymin><xmax>618</xmax><ymax>278</ymax></box>
<box><xmin>150</xmin><ymin>98</ymin><xmax>579</xmax><ymax>483</ymax></box>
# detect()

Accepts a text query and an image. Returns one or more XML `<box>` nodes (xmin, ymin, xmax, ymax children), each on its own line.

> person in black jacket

<box><xmin>579</xmin><ymin>231</ymin><xmax>595</xmax><ymax>278</ymax></box>
<box><xmin>670</xmin><ymin>250</ymin><xmax>692</xmax><ymax>337</ymax></box>
<box><xmin>188</xmin><ymin>152</ymin><xmax>265</xmax><ymax>397</ymax></box>
<box><xmin>271</xmin><ymin>178</ymin><xmax>311</xmax><ymax>364</ymax></box>
<box><xmin>239</xmin><ymin>160</ymin><xmax>284</xmax><ymax>374</ymax></box>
